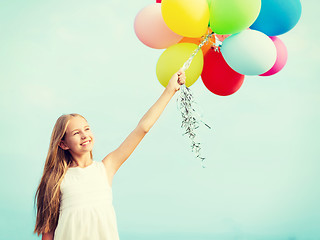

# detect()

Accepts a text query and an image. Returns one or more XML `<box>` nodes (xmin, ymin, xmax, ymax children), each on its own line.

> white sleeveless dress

<box><xmin>54</xmin><ymin>161</ymin><xmax>120</xmax><ymax>240</ymax></box>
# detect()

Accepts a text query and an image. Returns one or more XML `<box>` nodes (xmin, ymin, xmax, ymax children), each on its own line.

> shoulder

<box><xmin>96</xmin><ymin>160</ymin><xmax>108</xmax><ymax>173</ymax></box>
<box><xmin>101</xmin><ymin>157</ymin><xmax>115</xmax><ymax>186</ymax></box>
<box><xmin>102</xmin><ymin>155</ymin><xmax>117</xmax><ymax>176</ymax></box>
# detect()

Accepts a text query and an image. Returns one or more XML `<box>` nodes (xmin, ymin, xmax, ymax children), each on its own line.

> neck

<box><xmin>69</xmin><ymin>152</ymin><xmax>92</xmax><ymax>168</ymax></box>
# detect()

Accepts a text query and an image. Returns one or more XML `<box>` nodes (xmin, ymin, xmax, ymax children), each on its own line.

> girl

<box><xmin>34</xmin><ymin>70</ymin><xmax>186</xmax><ymax>240</ymax></box>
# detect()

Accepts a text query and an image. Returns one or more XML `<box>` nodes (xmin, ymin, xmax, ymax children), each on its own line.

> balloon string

<box><xmin>214</xmin><ymin>35</ymin><xmax>223</xmax><ymax>51</ymax></box>
<box><xmin>177</xmin><ymin>32</ymin><xmax>214</xmax><ymax>168</ymax></box>
<box><xmin>181</xmin><ymin>32</ymin><xmax>215</xmax><ymax>72</ymax></box>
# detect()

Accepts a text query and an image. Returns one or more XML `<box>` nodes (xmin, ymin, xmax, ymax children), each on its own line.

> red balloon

<box><xmin>156</xmin><ymin>0</ymin><xmax>162</xmax><ymax>3</ymax></box>
<box><xmin>201</xmin><ymin>49</ymin><xmax>245</xmax><ymax>96</ymax></box>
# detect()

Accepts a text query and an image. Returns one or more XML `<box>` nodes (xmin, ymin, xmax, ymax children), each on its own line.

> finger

<box><xmin>178</xmin><ymin>76</ymin><xmax>186</xmax><ymax>82</ymax></box>
<box><xmin>177</xmin><ymin>69</ymin><xmax>185</xmax><ymax>76</ymax></box>
<box><xmin>178</xmin><ymin>79</ymin><xmax>185</xmax><ymax>85</ymax></box>
<box><xmin>179</xmin><ymin>74</ymin><xmax>185</xmax><ymax>81</ymax></box>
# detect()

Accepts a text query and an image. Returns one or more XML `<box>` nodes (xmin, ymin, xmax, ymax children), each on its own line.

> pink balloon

<box><xmin>216</xmin><ymin>34</ymin><xmax>231</xmax><ymax>42</ymax></box>
<box><xmin>260</xmin><ymin>36</ymin><xmax>288</xmax><ymax>76</ymax></box>
<box><xmin>134</xmin><ymin>3</ymin><xmax>183</xmax><ymax>49</ymax></box>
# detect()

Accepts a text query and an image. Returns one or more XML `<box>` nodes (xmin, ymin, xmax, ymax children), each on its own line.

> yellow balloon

<box><xmin>161</xmin><ymin>0</ymin><xmax>210</xmax><ymax>38</ymax></box>
<box><xmin>156</xmin><ymin>43</ymin><xmax>204</xmax><ymax>88</ymax></box>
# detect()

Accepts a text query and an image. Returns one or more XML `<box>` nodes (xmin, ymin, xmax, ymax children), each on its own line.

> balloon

<box><xmin>207</xmin><ymin>0</ymin><xmax>213</xmax><ymax>27</ymax></box>
<box><xmin>179</xmin><ymin>28</ymin><xmax>214</xmax><ymax>55</ymax></box>
<box><xmin>250</xmin><ymin>0</ymin><xmax>302</xmax><ymax>36</ymax></box>
<box><xmin>260</xmin><ymin>36</ymin><xmax>288</xmax><ymax>76</ymax></box>
<box><xmin>156</xmin><ymin>0</ymin><xmax>162</xmax><ymax>3</ymax></box>
<box><xmin>156</xmin><ymin>43</ymin><xmax>204</xmax><ymax>88</ymax></box>
<box><xmin>215</xmin><ymin>34</ymin><xmax>231</xmax><ymax>42</ymax></box>
<box><xmin>209</xmin><ymin>0</ymin><xmax>261</xmax><ymax>34</ymax></box>
<box><xmin>221</xmin><ymin>29</ymin><xmax>277</xmax><ymax>75</ymax></box>
<box><xmin>201</xmin><ymin>49</ymin><xmax>244</xmax><ymax>96</ymax></box>
<box><xmin>179</xmin><ymin>37</ymin><xmax>212</xmax><ymax>56</ymax></box>
<box><xmin>134</xmin><ymin>3</ymin><xmax>183</xmax><ymax>49</ymax></box>
<box><xmin>161</xmin><ymin>0</ymin><xmax>210</xmax><ymax>38</ymax></box>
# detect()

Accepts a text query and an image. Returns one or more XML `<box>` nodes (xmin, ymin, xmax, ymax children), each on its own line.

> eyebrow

<box><xmin>71</xmin><ymin>125</ymin><xmax>90</xmax><ymax>133</ymax></box>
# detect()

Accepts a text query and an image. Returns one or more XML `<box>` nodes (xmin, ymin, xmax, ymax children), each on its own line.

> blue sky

<box><xmin>0</xmin><ymin>0</ymin><xmax>319</xmax><ymax>239</ymax></box>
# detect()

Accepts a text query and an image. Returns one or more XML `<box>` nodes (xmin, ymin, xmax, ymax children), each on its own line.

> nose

<box><xmin>81</xmin><ymin>131</ymin><xmax>89</xmax><ymax>139</ymax></box>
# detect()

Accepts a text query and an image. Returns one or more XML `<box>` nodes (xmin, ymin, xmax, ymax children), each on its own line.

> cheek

<box><xmin>67</xmin><ymin>137</ymin><xmax>79</xmax><ymax>146</ymax></box>
<box><xmin>90</xmin><ymin>136</ymin><xmax>95</xmax><ymax>146</ymax></box>
<box><xmin>89</xmin><ymin>132</ymin><xmax>94</xmax><ymax>140</ymax></box>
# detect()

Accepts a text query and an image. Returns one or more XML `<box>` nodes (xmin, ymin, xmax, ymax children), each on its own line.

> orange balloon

<box><xmin>179</xmin><ymin>28</ymin><xmax>215</xmax><ymax>55</ymax></box>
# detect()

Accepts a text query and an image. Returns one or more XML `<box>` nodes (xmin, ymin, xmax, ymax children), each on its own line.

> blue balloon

<box><xmin>221</xmin><ymin>29</ymin><xmax>277</xmax><ymax>76</ymax></box>
<box><xmin>250</xmin><ymin>0</ymin><xmax>302</xmax><ymax>36</ymax></box>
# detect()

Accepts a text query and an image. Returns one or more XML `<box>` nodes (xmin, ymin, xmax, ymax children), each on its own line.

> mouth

<box><xmin>80</xmin><ymin>140</ymin><xmax>91</xmax><ymax>146</ymax></box>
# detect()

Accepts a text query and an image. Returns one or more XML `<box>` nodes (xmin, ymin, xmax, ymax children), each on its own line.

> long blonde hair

<box><xmin>34</xmin><ymin>113</ymin><xmax>93</xmax><ymax>235</ymax></box>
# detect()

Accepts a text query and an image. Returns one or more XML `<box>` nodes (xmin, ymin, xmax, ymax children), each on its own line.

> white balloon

<box><xmin>221</xmin><ymin>29</ymin><xmax>277</xmax><ymax>75</ymax></box>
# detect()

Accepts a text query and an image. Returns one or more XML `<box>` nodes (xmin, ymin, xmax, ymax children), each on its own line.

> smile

<box><xmin>80</xmin><ymin>140</ymin><xmax>91</xmax><ymax>146</ymax></box>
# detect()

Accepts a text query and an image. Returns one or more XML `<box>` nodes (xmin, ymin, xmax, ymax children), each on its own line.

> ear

<box><xmin>59</xmin><ymin>140</ymin><xmax>69</xmax><ymax>150</ymax></box>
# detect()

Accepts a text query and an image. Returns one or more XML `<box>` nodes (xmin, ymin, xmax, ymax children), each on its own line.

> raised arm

<box><xmin>102</xmin><ymin>70</ymin><xmax>186</xmax><ymax>181</ymax></box>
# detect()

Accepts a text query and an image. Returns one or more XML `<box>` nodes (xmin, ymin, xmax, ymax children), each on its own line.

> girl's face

<box><xmin>59</xmin><ymin>116</ymin><xmax>94</xmax><ymax>156</ymax></box>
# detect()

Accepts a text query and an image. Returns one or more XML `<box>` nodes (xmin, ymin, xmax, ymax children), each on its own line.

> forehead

<box><xmin>66</xmin><ymin>116</ymin><xmax>88</xmax><ymax>132</ymax></box>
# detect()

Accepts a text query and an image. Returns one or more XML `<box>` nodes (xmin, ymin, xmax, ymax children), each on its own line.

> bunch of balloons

<box><xmin>134</xmin><ymin>0</ymin><xmax>302</xmax><ymax>96</ymax></box>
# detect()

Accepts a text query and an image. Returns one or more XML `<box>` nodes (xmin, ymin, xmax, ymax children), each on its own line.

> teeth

<box><xmin>81</xmin><ymin>141</ymin><xmax>90</xmax><ymax>146</ymax></box>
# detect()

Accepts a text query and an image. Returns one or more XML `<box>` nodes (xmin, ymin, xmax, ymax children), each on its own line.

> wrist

<box><xmin>164</xmin><ymin>86</ymin><xmax>176</xmax><ymax>96</ymax></box>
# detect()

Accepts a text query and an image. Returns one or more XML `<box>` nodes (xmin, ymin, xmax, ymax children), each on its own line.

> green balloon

<box><xmin>207</xmin><ymin>0</ymin><xmax>213</xmax><ymax>27</ymax></box>
<box><xmin>210</xmin><ymin>0</ymin><xmax>261</xmax><ymax>34</ymax></box>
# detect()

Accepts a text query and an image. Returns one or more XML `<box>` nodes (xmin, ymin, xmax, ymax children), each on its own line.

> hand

<box><xmin>166</xmin><ymin>69</ymin><xmax>186</xmax><ymax>93</ymax></box>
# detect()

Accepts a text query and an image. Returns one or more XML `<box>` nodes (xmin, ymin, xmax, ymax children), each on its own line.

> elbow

<box><xmin>138</xmin><ymin>123</ymin><xmax>150</xmax><ymax>133</ymax></box>
<box><xmin>142</xmin><ymin>126</ymin><xmax>150</xmax><ymax>134</ymax></box>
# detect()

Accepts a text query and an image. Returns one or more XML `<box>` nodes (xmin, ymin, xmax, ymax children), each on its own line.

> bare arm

<box><xmin>102</xmin><ymin>70</ymin><xmax>186</xmax><ymax>181</ymax></box>
<box><xmin>42</xmin><ymin>231</ymin><xmax>54</xmax><ymax>240</ymax></box>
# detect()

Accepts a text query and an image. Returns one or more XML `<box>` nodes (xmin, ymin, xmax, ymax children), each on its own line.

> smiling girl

<box><xmin>34</xmin><ymin>70</ymin><xmax>186</xmax><ymax>240</ymax></box>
